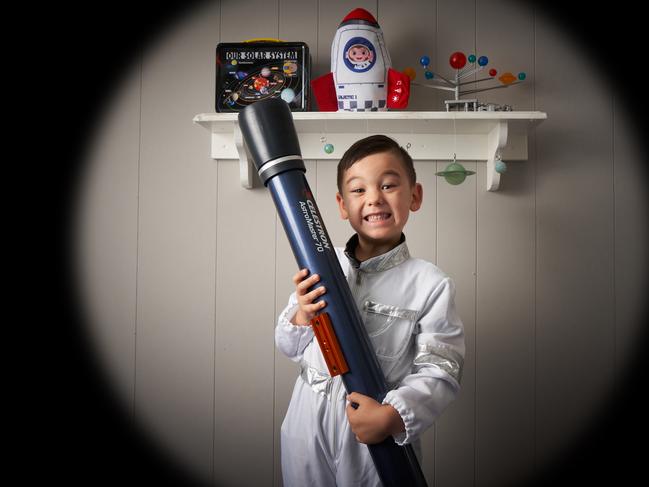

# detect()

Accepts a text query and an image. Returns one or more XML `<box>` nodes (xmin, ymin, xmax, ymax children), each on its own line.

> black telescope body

<box><xmin>238</xmin><ymin>98</ymin><xmax>427</xmax><ymax>487</ymax></box>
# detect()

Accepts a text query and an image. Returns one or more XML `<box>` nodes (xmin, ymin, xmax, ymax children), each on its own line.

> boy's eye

<box><xmin>381</xmin><ymin>183</ymin><xmax>396</xmax><ymax>190</ymax></box>
<box><xmin>350</xmin><ymin>188</ymin><xmax>365</xmax><ymax>194</ymax></box>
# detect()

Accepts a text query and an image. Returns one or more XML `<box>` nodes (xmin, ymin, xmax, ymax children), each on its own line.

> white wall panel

<box><xmin>535</xmin><ymin>14</ymin><xmax>616</xmax><ymax>475</ymax></box>
<box><xmin>136</xmin><ymin>3</ymin><xmax>220</xmax><ymax>483</ymax></box>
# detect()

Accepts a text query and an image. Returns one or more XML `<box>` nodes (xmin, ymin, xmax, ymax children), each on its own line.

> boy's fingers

<box><xmin>292</xmin><ymin>268</ymin><xmax>308</xmax><ymax>285</ymax></box>
<box><xmin>296</xmin><ymin>274</ymin><xmax>320</xmax><ymax>293</ymax></box>
<box><xmin>346</xmin><ymin>392</ymin><xmax>365</xmax><ymax>406</ymax></box>
<box><xmin>305</xmin><ymin>287</ymin><xmax>326</xmax><ymax>301</ymax></box>
<box><xmin>346</xmin><ymin>402</ymin><xmax>356</xmax><ymax>417</ymax></box>
<box><xmin>306</xmin><ymin>301</ymin><xmax>326</xmax><ymax>313</ymax></box>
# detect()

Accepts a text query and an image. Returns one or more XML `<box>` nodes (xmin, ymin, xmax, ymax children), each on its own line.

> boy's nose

<box><xmin>367</xmin><ymin>189</ymin><xmax>384</xmax><ymax>205</ymax></box>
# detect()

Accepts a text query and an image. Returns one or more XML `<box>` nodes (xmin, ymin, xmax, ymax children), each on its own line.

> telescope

<box><xmin>238</xmin><ymin>98</ymin><xmax>427</xmax><ymax>487</ymax></box>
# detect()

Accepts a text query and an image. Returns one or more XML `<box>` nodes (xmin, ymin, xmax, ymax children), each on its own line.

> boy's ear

<box><xmin>336</xmin><ymin>192</ymin><xmax>349</xmax><ymax>220</ymax></box>
<box><xmin>410</xmin><ymin>183</ymin><xmax>423</xmax><ymax>212</ymax></box>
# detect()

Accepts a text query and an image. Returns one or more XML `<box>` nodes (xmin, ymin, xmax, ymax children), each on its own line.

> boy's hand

<box><xmin>290</xmin><ymin>268</ymin><xmax>327</xmax><ymax>326</ymax></box>
<box><xmin>346</xmin><ymin>392</ymin><xmax>406</xmax><ymax>445</ymax></box>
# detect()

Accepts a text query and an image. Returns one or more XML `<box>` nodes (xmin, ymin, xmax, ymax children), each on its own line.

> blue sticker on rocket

<box><xmin>343</xmin><ymin>37</ymin><xmax>376</xmax><ymax>73</ymax></box>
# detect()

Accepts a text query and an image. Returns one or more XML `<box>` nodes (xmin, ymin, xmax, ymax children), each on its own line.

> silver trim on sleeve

<box><xmin>413</xmin><ymin>343</ymin><xmax>464</xmax><ymax>383</ymax></box>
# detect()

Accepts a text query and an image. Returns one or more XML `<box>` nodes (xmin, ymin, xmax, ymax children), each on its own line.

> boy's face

<box><xmin>336</xmin><ymin>151</ymin><xmax>422</xmax><ymax>248</ymax></box>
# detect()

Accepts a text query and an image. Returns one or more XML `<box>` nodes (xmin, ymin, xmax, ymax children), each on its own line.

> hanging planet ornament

<box><xmin>468</xmin><ymin>54</ymin><xmax>476</xmax><ymax>63</ymax></box>
<box><xmin>324</xmin><ymin>143</ymin><xmax>335</xmax><ymax>154</ymax></box>
<box><xmin>425</xmin><ymin>70</ymin><xmax>434</xmax><ymax>80</ymax></box>
<box><xmin>495</xmin><ymin>160</ymin><xmax>507</xmax><ymax>173</ymax></box>
<box><xmin>436</xmin><ymin>161</ymin><xmax>476</xmax><ymax>185</ymax></box>
<box><xmin>419</xmin><ymin>55</ymin><xmax>430</xmax><ymax>67</ymax></box>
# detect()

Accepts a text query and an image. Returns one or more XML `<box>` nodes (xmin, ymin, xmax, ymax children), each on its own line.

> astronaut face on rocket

<box><xmin>346</xmin><ymin>42</ymin><xmax>374</xmax><ymax>70</ymax></box>
<box><xmin>333</xmin><ymin>26</ymin><xmax>389</xmax><ymax>84</ymax></box>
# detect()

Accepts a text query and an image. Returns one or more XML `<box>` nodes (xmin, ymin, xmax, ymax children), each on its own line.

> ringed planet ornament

<box><xmin>435</xmin><ymin>157</ymin><xmax>476</xmax><ymax>185</ymax></box>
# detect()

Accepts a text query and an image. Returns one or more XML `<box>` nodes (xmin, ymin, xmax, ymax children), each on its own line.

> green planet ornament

<box><xmin>436</xmin><ymin>156</ymin><xmax>476</xmax><ymax>185</ymax></box>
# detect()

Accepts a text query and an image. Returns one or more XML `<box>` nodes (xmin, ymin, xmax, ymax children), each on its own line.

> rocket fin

<box><xmin>386</xmin><ymin>68</ymin><xmax>410</xmax><ymax>109</ymax></box>
<box><xmin>311</xmin><ymin>72</ymin><xmax>339</xmax><ymax>112</ymax></box>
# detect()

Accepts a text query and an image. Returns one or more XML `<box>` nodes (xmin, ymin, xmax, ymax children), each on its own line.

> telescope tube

<box><xmin>238</xmin><ymin>98</ymin><xmax>427</xmax><ymax>487</ymax></box>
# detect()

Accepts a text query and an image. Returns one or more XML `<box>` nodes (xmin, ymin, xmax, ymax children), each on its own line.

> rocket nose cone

<box><xmin>341</xmin><ymin>8</ymin><xmax>379</xmax><ymax>27</ymax></box>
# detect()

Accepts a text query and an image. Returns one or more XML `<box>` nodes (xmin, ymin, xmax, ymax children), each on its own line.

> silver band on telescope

<box><xmin>258</xmin><ymin>154</ymin><xmax>303</xmax><ymax>179</ymax></box>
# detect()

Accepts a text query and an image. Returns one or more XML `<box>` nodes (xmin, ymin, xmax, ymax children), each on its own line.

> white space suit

<box><xmin>276</xmin><ymin>234</ymin><xmax>465</xmax><ymax>486</ymax></box>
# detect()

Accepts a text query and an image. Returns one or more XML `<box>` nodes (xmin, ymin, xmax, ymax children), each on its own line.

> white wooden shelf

<box><xmin>193</xmin><ymin>111</ymin><xmax>546</xmax><ymax>191</ymax></box>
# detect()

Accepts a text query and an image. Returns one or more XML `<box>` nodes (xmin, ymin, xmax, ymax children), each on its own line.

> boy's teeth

<box><xmin>366</xmin><ymin>213</ymin><xmax>389</xmax><ymax>221</ymax></box>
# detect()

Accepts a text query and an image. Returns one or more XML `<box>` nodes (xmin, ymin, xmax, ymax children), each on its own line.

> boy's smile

<box><xmin>336</xmin><ymin>151</ymin><xmax>422</xmax><ymax>260</ymax></box>
<box><xmin>364</xmin><ymin>212</ymin><xmax>392</xmax><ymax>224</ymax></box>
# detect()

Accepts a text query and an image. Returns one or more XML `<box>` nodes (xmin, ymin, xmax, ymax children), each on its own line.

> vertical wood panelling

<box><xmin>435</xmin><ymin>2</ymin><xmax>478</xmax><ymax>485</ymax></box>
<box><xmin>613</xmin><ymin>105</ymin><xmax>648</xmax><ymax>374</ymax></box>
<box><xmin>475</xmin><ymin>160</ymin><xmax>536</xmax><ymax>486</ymax></box>
<box><xmin>476</xmin><ymin>1</ymin><xmax>534</xmax><ymax>111</ymax></box>
<box><xmin>435</xmin><ymin>161</ymin><xmax>477</xmax><ymax>487</ymax></box>
<box><xmin>136</xmin><ymin>3</ymin><xmax>220</xmax><ymax>484</ymax></box>
<box><xmin>408</xmin><ymin>161</ymin><xmax>437</xmax><ymax>264</ymax></box>
<box><xmin>379</xmin><ymin>0</ymin><xmax>438</xmax><ymax>111</ymax></box>
<box><xmin>215</xmin><ymin>160</ymin><xmax>276</xmax><ymax>485</ymax></box>
<box><xmin>78</xmin><ymin>65</ymin><xmax>142</xmax><ymax>418</ymax></box>
<box><xmin>406</xmin><ymin>160</ymin><xmax>438</xmax><ymax>485</ymax></box>
<box><xmin>217</xmin><ymin>2</ymin><xmax>278</xmax><ymax>485</ymax></box>
<box><xmin>474</xmin><ymin>2</ymin><xmax>536</xmax><ymax>485</ymax></box>
<box><xmin>535</xmin><ymin>16</ymin><xmax>616</xmax><ymax>475</ymax></box>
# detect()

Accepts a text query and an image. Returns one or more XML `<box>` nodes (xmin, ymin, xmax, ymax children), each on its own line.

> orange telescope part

<box><xmin>310</xmin><ymin>312</ymin><xmax>349</xmax><ymax>376</ymax></box>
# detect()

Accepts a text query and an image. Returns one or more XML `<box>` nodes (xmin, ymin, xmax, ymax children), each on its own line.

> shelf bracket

<box><xmin>233</xmin><ymin>122</ymin><xmax>254</xmax><ymax>189</ymax></box>
<box><xmin>486</xmin><ymin>121</ymin><xmax>508</xmax><ymax>191</ymax></box>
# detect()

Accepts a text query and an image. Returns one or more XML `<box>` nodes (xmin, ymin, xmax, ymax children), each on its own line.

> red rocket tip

<box><xmin>341</xmin><ymin>8</ymin><xmax>378</xmax><ymax>26</ymax></box>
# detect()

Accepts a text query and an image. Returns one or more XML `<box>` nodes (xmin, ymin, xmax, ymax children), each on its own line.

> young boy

<box><xmin>275</xmin><ymin>135</ymin><xmax>465</xmax><ymax>486</ymax></box>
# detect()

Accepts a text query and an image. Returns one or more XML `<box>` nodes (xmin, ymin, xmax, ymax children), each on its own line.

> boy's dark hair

<box><xmin>336</xmin><ymin>135</ymin><xmax>416</xmax><ymax>193</ymax></box>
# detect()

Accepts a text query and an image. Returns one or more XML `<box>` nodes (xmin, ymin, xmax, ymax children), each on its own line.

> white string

<box><xmin>453</xmin><ymin>115</ymin><xmax>457</xmax><ymax>162</ymax></box>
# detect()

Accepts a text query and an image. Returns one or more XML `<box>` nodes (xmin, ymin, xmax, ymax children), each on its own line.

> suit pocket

<box><xmin>362</xmin><ymin>300</ymin><xmax>418</xmax><ymax>362</ymax></box>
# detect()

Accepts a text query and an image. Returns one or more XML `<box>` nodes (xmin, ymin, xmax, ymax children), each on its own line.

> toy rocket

<box><xmin>311</xmin><ymin>8</ymin><xmax>410</xmax><ymax>111</ymax></box>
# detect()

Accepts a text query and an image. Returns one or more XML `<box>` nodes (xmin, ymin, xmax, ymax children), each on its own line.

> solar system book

<box><xmin>216</xmin><ymin>41</ymin><xmax>310</xmax><ymax>112</ymax></box>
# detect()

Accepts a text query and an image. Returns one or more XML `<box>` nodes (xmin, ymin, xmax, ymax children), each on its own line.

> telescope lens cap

<box><xmin>238</xmin><ymin>98</ymin><xmax>302</xmax><ymax>171</ymax></box>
